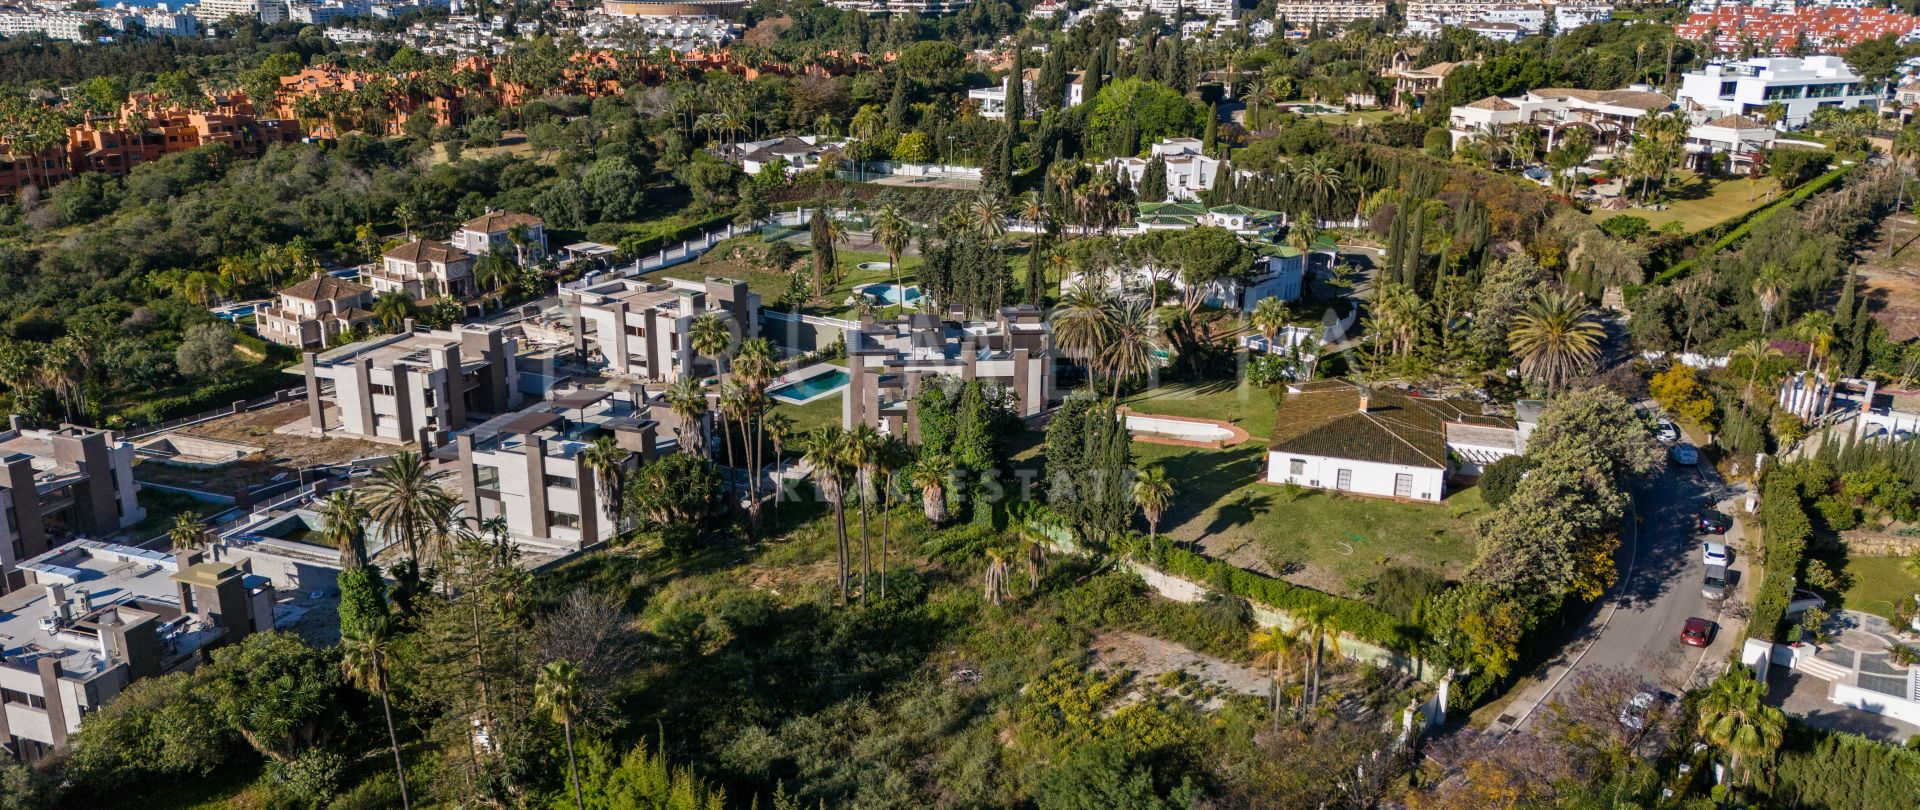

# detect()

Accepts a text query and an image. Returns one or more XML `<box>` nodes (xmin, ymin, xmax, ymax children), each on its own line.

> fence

<box><xmin>120</xmin><ymin>386</ymin><xmax>309</xmax><ymax>441</ymax></box>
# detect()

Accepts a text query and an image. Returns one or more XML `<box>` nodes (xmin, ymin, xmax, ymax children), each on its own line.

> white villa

<box><xmin>1263</xmin><ymin>380</ymin><xmax>1521</xmax><ymax>502</ymax></box>
<box><xmin>968</xmin><ymin>68</ymin><xmax>1085</xmax><ymax>120</ymax></box>
<box><xmin>1105</xmin><ymin>138</ymin><xmax>1258</xmax><ymax>202</ymax></box>
<box><xmin>1676</xmin><ymin>56</ymin><xmax>1877</xmax><ymax>131</ymax></box>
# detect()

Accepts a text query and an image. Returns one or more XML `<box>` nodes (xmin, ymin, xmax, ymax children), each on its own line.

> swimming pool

<box><xmin>858</xmin><ymin>282</ymin><xmax>924</xmax><ymax>306</ymax></box>
<box><xmin>216</xmin><ymin>305</ymin><xmax>256</xmax><ymax>320</ymax></box>
<box><xmin>772</xmin><ymin>369</ymin><xmax>850</xmax><ymax>403</ymax></box>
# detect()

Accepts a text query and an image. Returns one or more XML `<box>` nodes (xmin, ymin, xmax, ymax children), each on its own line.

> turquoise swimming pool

<box><xmin>772</xmin><ymin>369</ymin><xmax>850</xmax><ymax>403</ymax></box>
<box><xmin>859</xmin><ymin>282</ymin><xmax>924</xmax><ymax>306</ymax></box>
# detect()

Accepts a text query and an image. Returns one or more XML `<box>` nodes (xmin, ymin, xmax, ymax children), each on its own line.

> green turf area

<box><xmin>1129</xmin><ymin>441</ymin><xmax>1488</xmax><ymax>597</ymax></box>
<box><xmin>1841</xmin><ymin>555</ymin><xmax>1920</xmax><ymax>620</ymax></box>
<box><xmin>1314</xmin><ymin>109</ymin><xmax>1398</xmax><ymax>126</ymax></box>
<box><xmin>1125</xmin><ymin>380</ymin><xmax>1279</xmax><ymax>439</ymax></box>
<box><xmin>1588</xmin><ymin>171</ymin><xmax>1778</xmax><ymax>234</ymax></box>
<box><xmin>773</xmin><ymin>389</ymin><xmax>844</xmax><ymax>436</ymax></box>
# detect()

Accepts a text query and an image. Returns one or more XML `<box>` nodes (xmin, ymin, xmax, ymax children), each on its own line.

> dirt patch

<box><xmin>742</xmin><ymin>15</ymin><xmax>791</xmax><ymax>47</ymax></box>
<box><xmin>1854</xmin><ymin>214</ymin><xmax>1920</xmax><ymax>341</ymax></box>
<box><xmin>1089</xmin><ymin>630</ymin><xmax>1270</xmax><ymax>711</ymax></box>
<box><xmin>133</xmin><ymin>401</ymin><xmax>389</xmax><ymax>493</ymax></box>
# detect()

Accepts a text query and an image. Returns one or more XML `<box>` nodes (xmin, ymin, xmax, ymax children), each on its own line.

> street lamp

<box><xmin>948</xmin><ymin>134</ymin><xmax>956</xmax><ymax>168</ymax></box>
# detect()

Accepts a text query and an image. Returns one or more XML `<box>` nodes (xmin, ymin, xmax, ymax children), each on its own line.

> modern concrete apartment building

<box><xmin>255</xmin><ymin>273</ymin><xmax>375</xmax><ymax>349</ymax></box>
<box><xmin>298</xmin><ymin>324</ymin><xmax>522</xmax><ymax>448</ymax></box>
<box><xmin>1676</xmin><ymin>56</ymin><xmax>1877</xmax><ymax>130</ymax></box>
<box><xmin>565</xmin><ymin>276</ymin><xmax>760</xmax><ymax>382</ymax></box>
<box><xmin>0</xmin><ymin>420</ymin><xmax>144</xmax><ymax>592</ymax></box>
<box><xmin>442</xmin><ymin>389</ymin><xmax>666</xmax><ymax>556</ymax></box>
<box><xmin>372</xmin><ymin>239</ymin><xmax>476</xmax><ymax>300</ymax></box>
<box><xmin>844</xmin><ymin>307</ymin><xmax>1052</xmax><ymax>438</ymax></box>
<box><xmin>1</xmin><ymin>541</ymin><xmax>273</xmax><ymax>761</ymax></box>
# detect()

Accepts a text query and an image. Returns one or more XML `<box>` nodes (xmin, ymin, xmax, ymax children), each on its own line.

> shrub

<box><xmin>1120</xmin><ymin>534</ymin><xmax>1410</xmax><ymax>650</ymax></box>
<box><xmin>1479</xmin><ymin>455</ymin><xmax>1535</xmax><ymax>508</ymax></box>
<box><xmin>1598</xmin><ymin>215</ymin><xmax>1652</xmax><ymax>241</ymax></box>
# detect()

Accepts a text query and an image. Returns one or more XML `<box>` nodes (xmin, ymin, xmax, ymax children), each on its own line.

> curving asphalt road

<box><xmin>1491</xmin><ymin>459</ymin><xmax>1748</xmax><ymax>734</ymax></box>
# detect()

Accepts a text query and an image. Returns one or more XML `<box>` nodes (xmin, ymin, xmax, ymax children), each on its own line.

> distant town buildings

<box><xmin>0</xmin><ymin>2</ymin><xmax>197</xmax><ymax>41</ymax></box>
<box><xmin>827</xmin><ymin>0</ymin><xmax>971</xmax><ymax>14</ymax></box>
<box><xmin>1674</xmin><ymin>7</ymin><xmax>1920</xmax><ymax>55</ymax></box>
<box><xmin>0</xmin><ymin>419</ymin><xmax>145</xmax><ymax>591</ymax></box>
<box><xmin>844</xmin><ymin>308</ymin><xmax>1052</xmax><ymax>438</ymax></box>
<box><xmin>1404</xmin><ymin>1</ymin><xmax>1612</xmax><ymax>38</ymax></box>
<box><xmin>1270</xmin><ymin>1</ymin><xmax>1388</xmax><ymax>28</ymax></box>
<box><xmin>563</xmin><ymin>276</ymin><xmax>761</xmax><ymax>383</ymax></box>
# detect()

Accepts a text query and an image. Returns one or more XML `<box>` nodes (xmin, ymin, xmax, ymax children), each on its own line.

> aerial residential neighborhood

<box><xmin>5</xmin><ymin>0</ymin><xmax>1920</xmax><ymax>808</ymax></box>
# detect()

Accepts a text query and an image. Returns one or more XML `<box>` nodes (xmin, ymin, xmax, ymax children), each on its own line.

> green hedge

<box><xmin>594</xmin><ymin>211</ymin><xmax>735</xmax><ymax>258</ymax></box>
<box><xmin>1749</xmin><ymin>466</ymin><xmax>1815</xmax><ymax>642</ymax></box>
<box><xmin>1119</xmin><ymin>533</ymin><xmax>1410</xmax><ymax>649</ymax></box>
<box><xmin>1768</xmin><ymin>719</ymin><xmax>1920</xmax><ymax>807</ymax></box>
<box><xmin>1655</xmin><ymin>164</ymin><xmax>1856</xmax><ymax>284</ymax></box>
<box><xmin>116</xmin><ymin>360</ymin><xmax>293</xmax><ymax>428</ymax></box>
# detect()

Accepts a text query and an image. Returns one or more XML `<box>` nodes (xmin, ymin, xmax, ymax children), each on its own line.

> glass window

<box><xmin>548</xmin><ymin>475</ymin><xmax>577</xmax><ymax>490</ymax></box>
<box><xmin>548</xmin><ymin>510</ymin><xmax>580</xmax><ymax>528</ymax></box>
<box><xmin>1335</xmin><ymin>469</ymin><xmax>1353</xmax><ymax>490</ymax></box>
<box><xmin>474</xmin><ymin>465</ymin><xmax>500</xmax><ymax>489</ymax></box>
<box><xmin>1394</xmin><ymin>474</ymin><xmax>1414</xmax><ymax>498</ymax></box>
<box><xmin>1289</xmin><ymin>459</ymin><xmax>1306</xmax><ymax>476</ymax></box>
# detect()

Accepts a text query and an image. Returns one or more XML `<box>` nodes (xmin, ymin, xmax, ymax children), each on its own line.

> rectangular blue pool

<box><xmin>771</xmin><ymin>369</ymin><xmax>850</xmax><ymax>403</ymax></box>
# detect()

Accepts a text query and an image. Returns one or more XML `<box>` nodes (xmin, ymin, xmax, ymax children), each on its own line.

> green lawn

<box><xmin>773</xmin><ymin>390</ymin><xmax>844</xmax><ymax>436</ymax></box>
<box><xmin>1125</xmin><ymin>380</ymin><xmax>1278</xmax><ymax>439</ymax></box>
<box><xmin>1841</xmin><ymin>555</ymin><xmax>1920</xmax><ymax>620</ymax></box>
<box><xmin>659</xmin><ymin>233</ymin><xmax>923</xmax><ymax>319</ymax></box>
<box><xmin>1315</xmin><ymin>109</ymin><xmax>1399</xmax><ymax>126</ymax></box>
<box><xmin>1131</xmin><ymin>441</ymin><xmax>1488</xmax><ymax>597</ymax></box>
<box><xmin>1589</xmin><ymin>171</ymin><xmax>1779</xmax><ymax>234</ymax></box>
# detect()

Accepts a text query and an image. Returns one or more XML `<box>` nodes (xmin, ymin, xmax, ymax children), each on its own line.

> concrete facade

<box><xmin>844</xmin><ymin>307</ymin><xmax>1052</xmax><ymax>438</ymax></box>
<box><xmin>298</xmin><ymin>323</ymin><xmax>521</xmax><ymax>447</ymax></box>
<box><xmin>565</xmin><ymin>276</ymin><xmax>760</xmax><ymax>382</ymax></box>
<box><xmin>0</xmin><ymin>420</ymin><xmax>144</xmax><ymax>592</ymax></box>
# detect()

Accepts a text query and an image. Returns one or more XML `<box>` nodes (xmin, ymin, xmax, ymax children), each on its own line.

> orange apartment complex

<box><xmin>0</xmin><ymin>48</ymin><xmax>884</xmax><ymax>196</ymax></box>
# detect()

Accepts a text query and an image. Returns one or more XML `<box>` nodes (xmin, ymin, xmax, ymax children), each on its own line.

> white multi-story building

<box><xmin>0</xmin><ymin>3</ymin><xmax>195</xmax><ymax>40</ymax></box>
<box><xmin>1104</xmin><ymin>138</ymin><xmax>1260</xmax><ymax>202</ymax></box>
<box><xmin>190</xmin><ymin>0</ymin><xmax>289</xmax><ymax>24</ymax></box>
<box><xmin>0</xmin><ymin>420</ymin><xmax>144</xmax><ymax>592</ymax></box>
<box><xmin>1676</xmin><ymin>56</ymin><xmax>1878</xmax><ymax>130</ymax></box>
<box><xmin>563</xmin><ymin>276</ymin><xmax>760</xmax><ymax>383</ymax></box>
<box><xmin>1270</xmin><ymin>1</ymin><xmax>1387</xmax><ymax>27</ymax></box>
<box><xmin>296</xmin><ymin>324</ymin><xmax>523</xmax><ymax>448</ymax></box>
<box><xmin>373</xmin><ymin>239</ymin><xmax>476</xmax><ymax>301</ymax></box>
<box><xmin>1092</xmin><ymin>0</ymin><xmax>1237</xmax><ymax>22</ymax></box>
<box><xmin>1448</xmin><ymin>86</ymin><xmax>1675</xmax><ymax>156</ymax></box>
<box><xmin>968</xmin><ymin>68</ymin><xmax>1086</xmax><ymax>120</ymax></box>
<box><xmin>1554</xmin><ymin>1</ymin><xmax>1613</xmax><ymax>31</ymax></box>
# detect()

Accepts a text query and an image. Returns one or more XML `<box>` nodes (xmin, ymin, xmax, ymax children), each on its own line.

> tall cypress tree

<box><xmin>1026</xmin><ymin>239</ymin><xmax>1048</xmax><ymax>306</ymax></box>
<box><xmin>1140</xmin><ymin>156</ymin><xmax>1168</xmax><ymax>201</ymax></box>
<box><xmin>885</xmin><ymin>71</ymin><xmax>908</xmax><ymax>134</ymax></box>
<box><xmin>1006</xmin><ymin>43</ymin><xmax>1027</xmax><ymax>133</ymax></box>
<box><xmin>1202</xmin><ymin>102</ymin><xmax>1219</xmax><ymax>156</ymax></box>
<box><xmin>1039</xmin><ymin>41</ymin><xmax>1067</xmax><ymax>112</ymax></box>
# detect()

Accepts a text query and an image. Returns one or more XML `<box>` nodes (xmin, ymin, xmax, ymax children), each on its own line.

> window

<box><xmin>1394</xmin><ymin>473</ymin><xmax>1414</xmax><ymax>499</ymax></box>
<box><xmin>548</xmin><ymin>475</ymin><xmax>576</xmax><ymax>490</ymax></box>
<box><xmin>624</xmin><ymin>324</ymin><xmax>645</xmax><ymax>337</ymax></box>
<box><xmin>1288</xmin><ymin>459</ymin><xmax>1305</xmax><ymax>476</ymax></box>
<box><xmin>1718</xmin><ymin>80</ymin><xmax>1737</xmax><ymax>98</ymax></box>
<box><xmin>548</xmin><ymin>510</ymin><xmax>580</xmax><ymax>529</ymax></box>
<box><xmin>1335</xmin><ymin>469</ymin><xmax>1352</xmax><ymax>490</ymax></box>
<box><xmin>474</xmin><ymin>465</ymin><xmax>501</xmax><ymax>489</ymax></box>
<box><xmin>369</xmin><ymin>383</ymin><xmax>396</xmax><ymax>397</ymax></box>
<box><xmin>0</xmin><ymin>688</ymin><xmax>45</xmax><ymax>709</ymax></box>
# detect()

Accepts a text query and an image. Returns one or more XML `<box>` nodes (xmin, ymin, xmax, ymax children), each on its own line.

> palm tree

<box><xmin>666</xmin><ymin>377</ymin><xmax>709</xmax><ymax>455</ymax></box>
<box><xmin>913</xmin><ymin>453</ymin><xmax>953</xmax><ymax>524</ymax></box>
<box><xmin>872</xmin><ymin>204</ymin><xmax>913</xmax><ymax>297</ymax></box>
<box><xmin>969</xmin><ymin>194</ymin><xmax>1006</xmax><ymax>239</ymax></box>
<box><xmin>846</xmin><ymin>424</ymin><xmax>881</xmax><ymax>604</ymax></box>
<box><xmin>764</xmin><ymin>411</ymin><xmax>796</xmax><ymax>530</ymax></box>
<box><xmin>318</xmin><ymin>491</ymin><xmax>370</xmax><ymax>567</ymax></box>
<box><xmin>577</xmin><ymin>436</ymin><xmax>631</xmax><ymax>536</ymax></box>
<box><xmin>394</xmin><ymin>202</ymin><xmax>416</xmax><ymax>238</ymax></box>
<box><xmin>1248</xmin><ymin>628</ymin><xmax>1299</xmax><ymax>728</ymax></box>
<box><xmin>1731</xmin><ymin>337</ymin><xmax>1784</xmax><ymax>405</ymax></box>
<box><xmin>803</xmin><ymin>427</ymin><xmax>853</xmax><ymax>604</ymax></box>
<box><xmin>1053</xmin><ymin>285</ymin><xmax>1117</xmax><ymax>388</ymax></box>
<box><xmin>874</xmin><ymin>436</ymin><xmax>908</xmax><ymax>599</ymax></box>
<box><xmin>1100</xmin><ymin>298</ymin><xmax>1162</xmax><ymax>399</ymax></box>
<box><xmin>1509</xmin><ymin>292</ymin><xmax>1606</xmax><ymax>395</ymax></box>
<box><xmin>982</xmin><ymin>545</ymin><xmax>1010</xmax><ymax>605</ymax></box>
<box><xmin>372</xmin><ymin>291</ymin><xmax>416</xmax><ymax>332</ymax></box>
<box><xmin>1292</xmin><ymin>154</ymin><xmax>1345</xmax><ymax>221</ymax></box>
<box><xmin>1695</xmin><ymin>665</ymin><xmax>1786</xmax><ymax>786</ymax></box>
<box><xmin>1752</xmin><ymin>263</ymin><xmax>1788</xmax><ymax>335</ymax></box>
<box><xmin>1132</xmin><ymin>465</ymin><xmax>1173</xmax><ymax>537</ymax></box>
<box><xmin>1250</xmin><ymin>296</ymin><xmax>1290</xmax><ymax>351</ymax></box>
<box><xmin>341</xmin><ymin>625</ymin><xmax>411</xmax><ymax>810</ymax></box>
<box><xmin>535</xmin><ymin>659</ymin><xmax>588</xmax><ymax>810</ymax></box>
<box><xmin>362</xmin><ymin>450</ymin><xmax>456</xmax><ymax>563</ymax></box>
<box><xmin>688</xmin><ymin>313</ymin><xmax>732</xmax><ymax>375</ymax></box>
<box><xmin>1292</xmin><ymin>605</ymin><xmax>1342</xmax><ymax>710</ymax></box>
<box><xmin>167</xmin><ymin>511</ymin><xmax>205</xmax><ymax>553</ymax></box>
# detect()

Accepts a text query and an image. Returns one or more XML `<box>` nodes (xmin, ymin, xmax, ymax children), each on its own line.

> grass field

<box><xmin>1842</xmin><ymin>555</ymin><xmax>1920</xmax><ymax>620</ymax></box>
<box><xmin>1131</xmin><ymin>441</ymin><xmax>1488</xmax><ymax>597</ymax></box>
<box><xmin>1125</xmin><ymin>380</ymin><xmax>1279</xmax><ymax>439</ymax></box>
<box><xmin>1589</xmin><ymin>171</ymin><xmax>1779</xmax><ymax>233</ymax></box>
<box><xmin>773</xmin><ymin>389</ymin><xmax>844</xmax><ymax>436</ymax></box>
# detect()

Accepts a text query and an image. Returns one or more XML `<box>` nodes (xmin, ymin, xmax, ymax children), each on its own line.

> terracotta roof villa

<box><xmin>1263</xmin><ymin>380</ymin><xmax>1518</xmax><ymax>502</ymax></box>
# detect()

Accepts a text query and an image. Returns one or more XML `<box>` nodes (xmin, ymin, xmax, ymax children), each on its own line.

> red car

<box><xmin>1681</xmin><ymin>617</ymin><xmax>1714</xmax><ymax>648</ymax></box>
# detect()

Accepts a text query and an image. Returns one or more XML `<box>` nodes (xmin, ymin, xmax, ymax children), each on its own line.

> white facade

<box><xmin>1676</xmin><ymin>56</ymin><xmax>1878</xmax><ymax>130</ymax></box>
<box><xmin>1266</xmin><ymin>452</ymin><xmax>1449</xmax><ymax>503</ymax></box>
<box><xmin>1270</xmin><ymin>1</ymin><xmax>1386</xmax><ymax>27</ymax></box>
<box><xmin>191</xmin><ymin>0</ymin><xmax>289</xmax><ymax>23</ymax></box>
<box><xmin>968</xmin><ymin>72</ymin><xmax>1085</xmax><ymax>120</ymax></box>
<box><xmin>564</xmin><ymin>276</ymin><xmax>761</xmax><ymax>383</ymax></box>
<box><xmin>1103</xmin><ymin>138</ymin><xmax>1250</xmax><ymax>202</ymax></box>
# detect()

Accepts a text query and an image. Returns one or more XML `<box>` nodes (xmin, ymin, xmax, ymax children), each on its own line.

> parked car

<box><xmin>1670</xmin><ymin>443</ymin><xmax>1699</xmax><ymax>465</ymax></box>
<box><xmin>1681</xmin><ymin>617</ymin><xmax>1714</xmax><ymax>647</ymax></box>
<box><xmin>1656</xmin><ymin>420</ymin><xmax>1681</xmax><ymax>444</ymax></box>
<box><xmin>1697</xmin><ymin>510</ymin><xmax>1730</xmax><ymax>534</ymax></box>
<box><xmin>1702</xmin><ymin>564</ymin><xmax>1729</xmax><ymax>601</ymax></box>
<box><xmin>1787</xmin><ymin>588</ymin><xmax>1827</xmax><ymax>617</ymax></box>
<box><xmin>1702</xmin><ymin>541</ymin><xmax>1730</xmax><ymax>567</ymax></box>
<box><xmin>1618</xmin><ymin>691</ymin><xmax>1656</xmax><ymax>730</ymax></box>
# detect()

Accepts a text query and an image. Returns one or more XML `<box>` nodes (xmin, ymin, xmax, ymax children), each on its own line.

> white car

<box><xmin>1670</xmin><ymin>444</ymin><xmax>1699</xmax><ymax>465</ymax></box>
<box><xmin>1656</xmin><ymin>420</ymin><xmax>1680</xmax><ymax>444</ymax></box>
<box><xmin>1618</xmin><ymin>691</ymin><xmax>1656</xmax><ymax>730</ymax></box>
<box><xmin>1702</xmin><ymin>541</ymin><xmax>1730</xmax><ymax>568</ymax></box>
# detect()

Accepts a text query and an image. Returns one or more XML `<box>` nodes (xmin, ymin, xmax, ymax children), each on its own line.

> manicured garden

<box><xmin>1587</xmin><ymin>171</ymin><xmax>1777</xmax><ymax>234</ymax></box>
<box><xmin>1841</xmin><ymin>555</ymin><xmax>1920</xmax><ymax>621</ymax></box>
<box><xmin>1124</xmin><ymin>380</ymin><xmax>1279</xmax><ymax>439</ymax></box>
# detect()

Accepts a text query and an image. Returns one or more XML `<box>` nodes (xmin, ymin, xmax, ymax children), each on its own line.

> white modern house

<box><xmin>563</xmin><ymin>276</ymin><xmax>760</xmax><ymax>383</ymax></box>
<box><xmin>1676</xmin><ymin>56</ymin><xmax>1877</xmax><ymax>130</ymax></box>
<box><xmin>1061</xmin><ymin>249</ymin><xmax>1304</xmax><ymax>311</ymax></box>
<box><xmin>968</xmin><ymin>68</ymin><xmax>1085</xmax><ymax>120</ymax></box>
<box><xmin>1105</xmin><ymin>138</ymin><xmax>1258</xmax><ymax>202</ymax></box>
<box><xmin>1263</xmin><ymin>380</ymin><xmax>1519</xmax><ymax>502</ymax></box>
<box><xmin>1447</xmin><ymin>86</ymin><xmax>1674</xmax><ymax>155</ymax></box>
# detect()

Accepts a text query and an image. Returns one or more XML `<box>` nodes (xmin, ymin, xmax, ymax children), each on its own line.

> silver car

<box><xmin>1703</xmin><ymin>564</ymin><xmax>1729</xmax><ymax>601</ymax></box>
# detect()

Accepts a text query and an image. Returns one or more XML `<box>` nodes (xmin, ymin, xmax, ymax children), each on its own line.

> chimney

<box><xmin>1357</xmin><ymin>385</ymin><xmax>1371</xmax><ymax>414</ymax></box>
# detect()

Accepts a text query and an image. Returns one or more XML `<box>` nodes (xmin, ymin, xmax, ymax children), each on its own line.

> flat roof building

<box><xmin>564</xmin><ymin>276</ymin><xmax>760</xmax><ymax>383</ymax></box>
<box><xmin>0</xmin><ymin>419</ymin><xmax>144</xmax><ymax>593</ymax></box>
<box><xmin>845</xmin><ymin>307</ymin><xmax>1052</xmax><ymax>438</ymax></box>
<box><xmin>1</xmin><ymin>541</ymin><xmax>273</xmax><ymax>761</ymax></box>
<box><xmin>1676</xmin><ymin>56</ymin><xmax>1878</xmax><ymax>130</ymax></box>
<box><xmin>296</xmin><ymin>323</ymin><xmax>522</xmax><ymax>448</ymax></box>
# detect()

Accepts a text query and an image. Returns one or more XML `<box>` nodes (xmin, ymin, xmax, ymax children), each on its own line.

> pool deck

<box><xmin>1118</xmin><ymin>407</ymin><xmax>1250</xmax><ymax>450</ymax></box>
<box><xmin>771</xmin><ymin>362</ymin><xmax>850</xmax><ymax>405</ymax></box>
